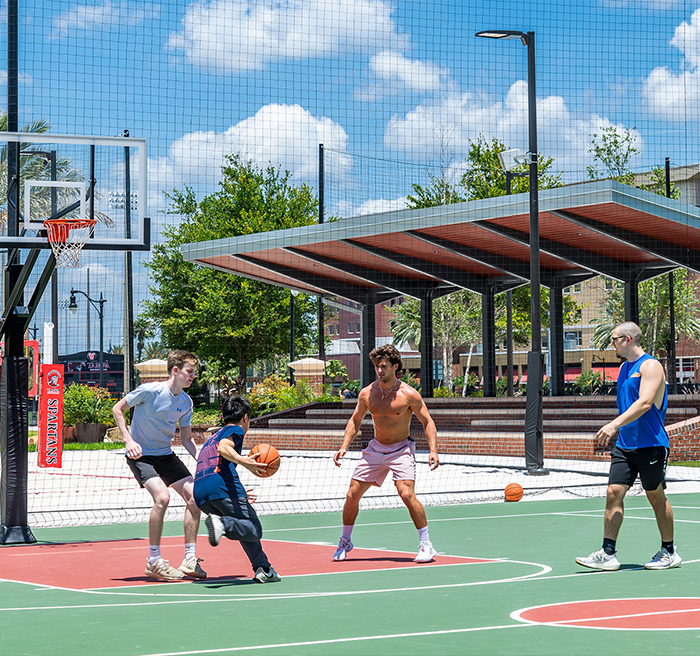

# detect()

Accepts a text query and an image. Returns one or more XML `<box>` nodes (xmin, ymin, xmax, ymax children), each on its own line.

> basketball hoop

<box><xmin>43</xmin><ymin>217</ymin><xmax>96</xmax><ymax>269</ymax></box>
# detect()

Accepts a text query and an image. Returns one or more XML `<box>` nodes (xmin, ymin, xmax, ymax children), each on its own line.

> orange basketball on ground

<box><xmin>248</xmin><ymin>443</ymin><xmax>281</xmax><ymax>478</ymax></box>
<box><xmin>505</xmin><ymin>483</ymin><xmax>524</xmax><ymax>502</ymax></box>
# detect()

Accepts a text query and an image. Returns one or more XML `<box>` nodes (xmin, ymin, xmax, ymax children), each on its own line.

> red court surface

<box><xmin>515</xmin><ymin>598</ymin><xmax>700</xmax><ymax>630</ymax></box>
<box><xmin>0</xmin><ymin>537</ymin><xmax>494</xmax><ymax>590</ymax></box>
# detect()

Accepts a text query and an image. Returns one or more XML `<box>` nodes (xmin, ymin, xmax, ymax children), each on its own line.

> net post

<box><xmin>0</xmin><ymin>356</ymin><xmax>37</xmax><ymax>544</ymax></box>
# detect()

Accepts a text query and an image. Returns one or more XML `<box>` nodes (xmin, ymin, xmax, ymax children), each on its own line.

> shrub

<box><xmin>62</xmin><ymin>384</ymin><xmax>115</xmax><ymax>426</ymax></box>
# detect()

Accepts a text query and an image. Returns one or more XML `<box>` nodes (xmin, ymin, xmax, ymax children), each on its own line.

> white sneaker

<box><xmin>205</xmin><ymin>514</ymin><xmax>225</xmax><ymax>547</ymax></box>
<box><xmin>645</xmin><ymin>549</ymin><xmax>682</xmax><ymax>570</ymax></box>
<box><xmin>414</xmin><ymin>541</ymin><xmax>437</xmax><ymax>563</ymax></box>
<box><xmin>332</xmin><ymin>537</ymin><xmax>353</xmax><ymax>561</ymax></box>
<box><xmin>575</xmin><ymin>549</ymin><xmax>620</xmax><ymax>571</ymax></box>
<box><xmin>252</xmin><ymin>566</ymin><xmax>281</xmax><ymax>583</ymax></box>
<box><xmin>178</xmin><ymin>555</ymin><xmax>207</xmax><ymax>579</ymax></box>
<box><xmin>144</xmin><ymin>558</ymin><xmax>185</xmax><ymax>581</ymax></box>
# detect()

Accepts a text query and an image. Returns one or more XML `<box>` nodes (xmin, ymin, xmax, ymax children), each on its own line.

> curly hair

<box><xmin>369</xmin><ymin>344</ymin><xmax>403</xmax><ymax>375</ymax></box>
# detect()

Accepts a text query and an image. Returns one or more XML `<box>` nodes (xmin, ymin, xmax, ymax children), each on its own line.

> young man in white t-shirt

<box><xmin>113</xmin><ymin>350</ymin><xmax>204</xmax><ymax>581</ymax></box>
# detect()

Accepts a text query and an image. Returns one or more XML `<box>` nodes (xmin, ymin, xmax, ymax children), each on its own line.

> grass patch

<box><xmin>29</xmin><ymin>442</ymin><xmax>125</xmax><ymax>452</ymax></box>
<box><xmin>673</xmin><ymin>461</ymin><xmax>700</xmax><ymax>467</ymax></box>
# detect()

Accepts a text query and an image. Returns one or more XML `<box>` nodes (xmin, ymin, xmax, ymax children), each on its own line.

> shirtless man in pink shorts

<box><xmin>332</xmin><ymin>344</ymin><xmax>440</xmax><ymax>563</ymax></box>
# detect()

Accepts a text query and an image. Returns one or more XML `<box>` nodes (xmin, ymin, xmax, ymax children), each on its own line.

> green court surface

<box><xmin>2</xmin><ymin>493</ymin><xmax>700</xmax><ymax>656</ymax></box>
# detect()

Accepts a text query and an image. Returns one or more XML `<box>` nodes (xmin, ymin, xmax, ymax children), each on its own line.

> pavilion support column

<box><xmin>549</xmin><ymin>281</ymin><xmax>565</xmax><ymax>396</ymax></box>
<box><xmin>624</xmin><ymin>280</ymin><xmax>639</xmax><ymax>325</ymax></box>
<box><xmin>361</xmin><ymin>302</ymin><xmax>376</xmax><ymax>390</ymax></box>
<box><xmin>420</xmin><ymin>291</ymin><xmax>434</xmax><ymax>398</ymax></box>
<box><xmin>481</xmin><ymin>287</ymin><xmax>497</xmax><ymax>398</ymax></box>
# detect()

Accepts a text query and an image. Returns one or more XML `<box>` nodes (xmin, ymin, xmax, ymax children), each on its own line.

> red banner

<box><xmin>38</xmin><ymin>364</ymin><xmax>64</xmax><ymax>468</ymax></box>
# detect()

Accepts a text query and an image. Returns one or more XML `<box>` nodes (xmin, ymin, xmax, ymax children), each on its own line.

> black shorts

<box><xmin>608</xmin><ymin>445</ymin><xmax>669</xmax><ymax>491</ymax></box>
<box><xmin>126</xmin><ymin>453</ymin><xmax>192</xmax><ymax>488</ymax></box>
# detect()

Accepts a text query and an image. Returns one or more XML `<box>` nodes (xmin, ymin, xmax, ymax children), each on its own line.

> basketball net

<box><xmin>43</xmin><ymin>217</ymin><xmax>96</xmax><ymax>269</ymax></box>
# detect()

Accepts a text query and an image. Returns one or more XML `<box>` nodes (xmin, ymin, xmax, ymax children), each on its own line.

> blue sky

<box><xmin>2</xmin><ymin>0</ymin><xmax>700</xmax><ymax>354</ymax></box>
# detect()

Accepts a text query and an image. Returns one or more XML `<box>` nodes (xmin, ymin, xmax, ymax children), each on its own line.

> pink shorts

<box><xmin>352</xmin><ymin>438</ymin><xmax>416</xmax><ymax>486</ymax></box>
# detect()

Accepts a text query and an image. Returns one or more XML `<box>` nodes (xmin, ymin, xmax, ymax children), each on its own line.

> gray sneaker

<box><xmin>205</xmin><ymin>514</ymin><xmax>225</xmax><ymax>547</ymax></box>
<box><xmin>645</xmin><ymin>549</ymin><xmax>682</xmax><ymax>570</ymax></box>
<box><xmin>252</xmin><ymin>566</ymin><xmax>281</xmax><ymax>583</ymax></box>
<box><xmin>575</xmin><ymin>549</ymin><xmax>620</xmax><ymax>571</ymax></box>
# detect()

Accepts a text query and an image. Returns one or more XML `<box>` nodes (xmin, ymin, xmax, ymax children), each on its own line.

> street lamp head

<box><xmin>68</xmin><ymin>291</ymin><xmax>78</xmax><ymax>316</ymax></box>
<box><xmin>476</xmin><ymin>30</ymin><xmax>528</xmax><ymax>46</ymax></box>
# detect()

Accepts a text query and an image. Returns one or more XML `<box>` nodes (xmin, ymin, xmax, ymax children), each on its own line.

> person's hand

<box><xmin>241</xmin><ymin>452</ymin><xmax>268</xmax><ymax>477</ymax></box>
<box><xmin>125</xmin><ymin>439</ymin><xmax>142</xmax><ymax>460</ymax></box>
<box><xmin>245</xmin><ymin>487</ymin><xmax>258</xmax><ymax>503</ymax></box>
<box><xmin>429</xmin><ymin>451</ymin><xmax>439</xmax><ymax>471</ymax></box>
<box><xmin>333</xmin><ymin>448</ymin><xmax>347</xmax><ymax>467</ymax></box>
<box><xmin>596</xmin><ymin>422</ymin><xmax>618</xmax><ymax>446</ymax></box>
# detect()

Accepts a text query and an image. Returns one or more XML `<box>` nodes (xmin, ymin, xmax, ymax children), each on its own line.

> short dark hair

<box><xmin>221</xmin><ymin>395</ymin><xmax>252</xmax><ymax>425</ymax></box>
<box><xmin>369</xmin><ymin>344</ymin><xmax>403</xmax><ymax>375</ymax></box>
<box><xmin>167</xmin><ymin>350</ymin><xmax>199</xmax><ymax>374</ymax></box>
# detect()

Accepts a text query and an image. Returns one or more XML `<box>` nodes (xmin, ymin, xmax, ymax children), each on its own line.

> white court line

<box><xmin>0</xmin><ymin>559</ymin><xmax>551</xmax><ymax>608</ymax></box>
<box><xmin>135</xmin><ymin>622</ymin><xmax>536</xmax><ymax>656</ymax></box>
<box><xmin>513</xmin><ymin>597</ymin><xmax>700</xmax><ymax>631</ymax></box>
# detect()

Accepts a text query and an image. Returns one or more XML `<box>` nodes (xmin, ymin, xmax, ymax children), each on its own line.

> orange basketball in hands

<box><xmin>505</xmin><ymin>483</ymin><xmax>524</xmax><ymax>502</ymax></box>
<box><xmin>248</xmin><ymin>443</ymin><xmax>281</xmax><ymax>478</ymax></box>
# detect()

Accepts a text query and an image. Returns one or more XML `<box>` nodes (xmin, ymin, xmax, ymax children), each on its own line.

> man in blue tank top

<box><xmin>576</xmin><ymin>322</ymin><xmax>681</xmax><ymax>571</ymax></box>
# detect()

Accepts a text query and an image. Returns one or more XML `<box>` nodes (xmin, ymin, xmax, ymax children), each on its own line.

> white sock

<box><xmin>184</xmin><ymin>543</ymin><xmax>197</xmax><ymax>560</ymax></box>
<box><xmin>149</xmin><ymin>545</ymin><xmax>161</xmax><ymax>565</ymax></box>
<box><xmin>342</xmin><ymin>524</ymin><xmax>354</xmax><ymax>540</ymax></box>
<box><xmin>418</xmin><ymin>526</ymin><xmax>430</xmax><ymax>543</ymax></box>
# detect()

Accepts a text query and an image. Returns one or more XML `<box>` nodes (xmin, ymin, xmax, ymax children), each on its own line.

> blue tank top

<box><xmin>616</xmin><ymin>353</ymin><xmax>668</xmax><ymax>449</ymax></box>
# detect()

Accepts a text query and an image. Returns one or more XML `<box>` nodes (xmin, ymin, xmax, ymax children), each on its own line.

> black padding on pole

<box><xmin>0</xmin><ymin>356</ymin><xmax>36</xmax><ymax>544</ymax></box>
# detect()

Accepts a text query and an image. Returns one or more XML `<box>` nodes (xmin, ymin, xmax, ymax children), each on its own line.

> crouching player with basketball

<box><xmin>113</xmin><ymin>350</ymin><xmax>205</xmax><ymax>581</ymax></box>
<box><xmin>576</xmin><ymin>322</ymin><xmax>681</xmax><ymax>571</ymax></box>
<box><xmin>194</xmin><ymin>395</ymin><xmax>281</xmax><ymax>584</ymax></box>
<box><xmin>333</xmin><ymin>345</ymin><xmax>440</xmax><ymax>563</ymax></box>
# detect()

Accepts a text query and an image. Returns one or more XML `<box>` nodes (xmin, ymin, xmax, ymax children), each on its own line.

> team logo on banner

<box><xmin>38</xmin><ymin>364</ymin><xmax>64</xmax><ymax>468</ymax></box>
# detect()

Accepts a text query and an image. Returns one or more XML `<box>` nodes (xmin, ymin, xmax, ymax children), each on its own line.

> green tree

<box><xmin>638</xmin><ymin>165</ymin><xmax>681</xmax><ymax>200</ymax></box>
<box><xmin>592</xmin><ymin>271</ymin><xmax>700</xmax><ymax>355</ymax></box>
<box><xmin>144</xmin><ymin>156</ymin><xmax>319</xmax><ymax>384</ymax></box>
<box><xmin>587</xmin><ymin>126</ymin><xmax>639</xmax><ymax>185</ymax></box>
<box><xmin>387</xmin><ymin>290</ymin><xmax>482</xmax><ymax>390</ymax></box>
<box><xmin>462</xmin><ymin>135</ymin><xmax>563</xmax><ymax>200</ymax></box>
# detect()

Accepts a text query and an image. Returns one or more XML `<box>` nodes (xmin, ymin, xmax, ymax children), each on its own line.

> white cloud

<box><xmin>643</xmin><ymin>8</ymin><xmax>700</xmax><ymax>119</ymax></box>
<box><xmin>52</xmin><ymin>1</ymin><xmax>160</xmax><ymax>37</ymax></box>
<box><xmin>339</xmin><ymin>197</ymin><xmax>408</xmax><ymax>217</ymax></box>
<box><xmin>384</xmin><ymin>80</ymin><xmax>643</xmax><ymax>182</ymax></box>
<box><xmin>149</xmin><ymin>103</ymin><xmax>351</xmax><ymax>207</ymax></box>
<box><xmin>0</xmin><ymin>70</ymin><xmax>33</xmax><ymax>85</ymax></box>
<box><xmin>369</xmin><ymin>51</ymin><xmax>448</xmax><ymax>93</ymax></box>
<box><xmin>167</xmin><ymin>0</ymin><xmax>409</xmax><ymax>72</ymax></box>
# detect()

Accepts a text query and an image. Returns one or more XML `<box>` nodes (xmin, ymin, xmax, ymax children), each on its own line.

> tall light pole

<box><xmin>289</xmin><ymin>290</ymin><xmax>298</xmax><ymax>385</ymax></box>
<box><xmin>69</xmin><ymin>289</ymin><xmax>107</xmax><ymax>388</ymax></box>
<box><xmin>476</xmin><ymin>29</ymin><xmax>547</xmax><ymax>475</ymax></box>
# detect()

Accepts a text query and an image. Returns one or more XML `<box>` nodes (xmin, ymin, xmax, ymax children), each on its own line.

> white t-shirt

<box><xmin>123</xmin><ymin>381</ymin><xmax>193</xmax><ymax>456</ymax></box>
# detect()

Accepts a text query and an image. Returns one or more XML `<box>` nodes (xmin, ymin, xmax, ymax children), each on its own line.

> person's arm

<box><xmin>179</xmin><ymin>425</ymin><xmax>198</xmax><ymax>461</ymax></box>
<box><xmin>596</xmin><ymin>358</ymin><xmax>666</xmax><ymax>446</ymax></box>
<box><xmin>410</xmin><ymin>392</ymin><xmax>439</xmax><ymax>470</ymax></box>
<box><xmin>217</xmin><ymin>439</ymin><xmax>268</xmax><ymax>477</ymax></box>
<box><xmin>112</xmin><ymin>397</ymin><xmax>142</xmax><ymax>459</ymax></box>
<box><xmin>333</xmin><ymin>389</ymin><xmax>369</xmax><ymax>466</ymax></box>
